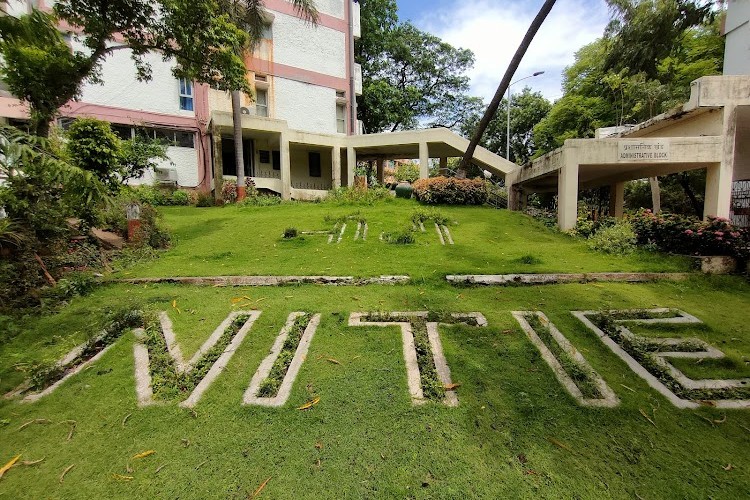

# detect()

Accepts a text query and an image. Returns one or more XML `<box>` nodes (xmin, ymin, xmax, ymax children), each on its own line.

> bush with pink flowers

<box><xmin>628</xmin><ymin>209</ymin><xmax>749</xmax><ymax>258</ymax></box>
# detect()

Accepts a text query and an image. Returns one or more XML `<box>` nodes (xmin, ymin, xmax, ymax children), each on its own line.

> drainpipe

<box><xmin>348</xmin><ymin>0</ymin><xmax>357</xmax><ymax>135</ymax></box>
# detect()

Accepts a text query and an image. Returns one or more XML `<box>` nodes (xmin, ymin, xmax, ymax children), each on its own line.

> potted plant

<box><xmin>394</xmin><ymin>162</ymin><xmax>419</xmax><ymax>199</ymax></box>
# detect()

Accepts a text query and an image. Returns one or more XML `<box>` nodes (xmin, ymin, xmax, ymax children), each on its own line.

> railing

<box><xmin>291</xmin><ymin>181</ymin><xmax>331</xmax><ymax>190</ymax></box>
<box><xmin>253</xmin><ymin>170</ymin><xmax>281</xmax><ymax>179</ymax></box>
<box><xmin>731</xmin><ymin>180</ymin><xmax>750</xmax><ymax>228</ymax></box>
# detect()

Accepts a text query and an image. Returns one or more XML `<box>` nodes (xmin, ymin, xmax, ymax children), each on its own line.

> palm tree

<box><xmin>459</xmin><ymin>0</ymin><xmax>557</xmax><ymax>172</ymax></box>
<box><xmin>218</xmin><ymin>0</ymin><xmax>318</xmax><ymax>201</ymax></box>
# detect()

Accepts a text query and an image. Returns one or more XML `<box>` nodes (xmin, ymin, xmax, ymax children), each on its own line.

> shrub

<box><xmin>382</xmin><ymin>226</ymin><xmax>415</xmax><ymax>244</ymax></box>
<box><xmin>573</xmin><ymin>215</ymin><xmax>617</xmax><ymax>238</ymax></box>
<box><xmin>66</xmin><ymin>118</ymin><xmax>121</xmax><ymax>190</ymax></box>
<box><xmin>170</xmin><ymin>190</ymin><xmax>190</xmax><ymax>206</ymax></box>
<box><xmin>283</xmin><ymin>227</ymin><xmax>298</xmax><ymax>239</ymax></box>
<box><xmin>196</xmin><ymin>192</ymin><xmax>215</xmax><ymax>207</ymax></box>
<box><xmin>627</xmin><ymin>209</ymin><xmax>749</xmax><ymax>258</ymax></box>
<box><xmin>325</xmin><ymin>186</ymin><xmax>392</xmax><ymax>205</ymax></box>
<box><xmin>394</xmin><ymin>163</ymin><xmax>420</xmax><ymax>183</ymax></box>
<box><xmin>412</xmin><ymin>177</ymin><xmax>488</xmax><ymax>205</ymax></box>
<box><xmin>240</xmin><ymin>194</ymin><xmax>282</xmax><ymax>207</ymax></box>
<box><xmin>411</xmin><ymin>207</ymin><xmax>448</xmax><ymax>226</ymax></box>
<box><xmin>131</xmin><ymin>185</ymin><xmax>170</xmax><ymax>206</ymax></box>
<box><xmin>587</xmin><ymin>221</ymin><xmax>637</xmax><ymax>255</ymax></box>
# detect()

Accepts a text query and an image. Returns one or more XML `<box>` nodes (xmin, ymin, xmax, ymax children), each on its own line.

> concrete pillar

<box><xmin>332</xmin><ymin>145</ymin><xmax>341</xmax><ymax>189</ymax></box>
<box><xmin>609</xmin><ymin>182</ymin><xmax>625</xmax><ymax>218</ymax></box>
<box><xmin>557</xmin><ymin>154</ymin><xmax>579</xmax><ymax>231</ymax></box>
<box><xmin>212</xmin><ymin>132</ymin><xmax>224</xmax><ymax>203</ymax></box>
<box><xmin>280</xmin><ymin>134</ymin><xmax>291</xmax><ymax>200</ymax></box>
<box><xmin>704</xmin><ymin>104</ymin><xmax>737</xmax><ymax>219</ymax></box>
<box><xmin>346</xmin><ymin>146</ymin><xmax>356</xmax><ymax>187</ymax></box>
<box><xmin>419</xmin><ymin>142</ymin><xmax>429</xmax><ymax>179</ymax></box>
<box><xmin>439</xmin><ymin>157</ymin><xmax>448</xmax><ymax>176</ymax></box>
<box><xmin>376</xmin><ymin>158</ymin><xmax>385</xmax><ymax>184</ymax></box>
<box><xmin>704</xmin><ymin>162</ymin><xmax>732</xmax><ymax>219</ymax></box>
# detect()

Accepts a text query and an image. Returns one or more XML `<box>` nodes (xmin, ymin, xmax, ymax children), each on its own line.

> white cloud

<box><xmin>417</xmin><ymin>0</ymin><xmax>611</xmax><ymax>102</ymax></box>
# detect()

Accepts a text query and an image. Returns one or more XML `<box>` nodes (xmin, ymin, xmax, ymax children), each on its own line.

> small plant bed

<box><xmin>257</xmin><ymin>313</ymin><xmax>313</xmax><ymax>398</ymax></box>
<box><xmin>17</xmin><ymin>308</ymin><xmax>144</xmax><ymax>402</ymax></box>
<box><xmin>575</xmin><ymin>309</ymin><xmax>750</xmax><ymax>408</ymax></box>
<box><xmin>411</xmin><ymin>208</ymin><xmax>454</xmax><ymax>245</ymax></box>
<box><xmin>244</xmin><ymin>312</ymin><xmax>320</xmax><ymax>407</ymax></box>
<box><xmin>143</xmin><ymin>312</ymin><xmax>253</xmax><ymax>402</ymax></box>
<box><xmin>350</xmin><ymin>312</ymin><xmax>486</xmax><ymax>405</ymax></box>
<box><xmin>513</xmin><ymin>311</ymin><xmax>618</xmax><ymax>406</ymax></box>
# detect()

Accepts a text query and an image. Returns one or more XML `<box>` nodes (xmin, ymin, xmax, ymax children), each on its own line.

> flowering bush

<box><xmin>412</xmin><ymin>177</ymin><xmax>488</xmax><ymax>205</ymax></box>
<box><xmin>587</xmin><ymin>221</ymin><xmax>637</xmax><ymax>255</ymax></box>
<box><xmin>221</xmin><ymin>178</ymin><xmax>256</xmax><ymax>204</ymax></box>
<box><xmin>627</xmin><ymin>209</ymin><xmax>749</xmax><ymax>258</ymax></box>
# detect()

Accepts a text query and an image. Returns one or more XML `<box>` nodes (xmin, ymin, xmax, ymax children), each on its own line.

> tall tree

<box><xmin>217</xmin><ymin>0</ymin><xmax>318</xmax><ymax>200</ymax></box>
<box><xmin>356</xmin><ymin>1</ymin><xmax>475</xmax><ymax>133</ymax></box>
<box><xmin>461</xmin><ymin>88</ymin><xmax>551</xmax><ymax>165</ymax></box>
<box><xmin>603</xmin><ymin>0</ymin><xmax>714</xmax><ymax>79</ymax></box>
<box><xmin>0</xmin><ymin>0</ymin><xmax>254</xmax><ymax>136</ymax></box>
<box><xmin>459</xmin><ymin>0</ymin><xmax>557</xmax><ymax>172</ymax></box>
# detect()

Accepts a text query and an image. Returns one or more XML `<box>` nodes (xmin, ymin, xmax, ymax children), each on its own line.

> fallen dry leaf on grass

<box><xmin>112</xmin><ymin>473</ymin><xmax>133</xmax><ymax>481</ymax></box>
<box><xmin>251</xmin><ymin>476</ymin><xmax>271</xmax><ymax>498</ymax></box>
<box><xmin>0</xmin><ymin>455</ymin><xmax>21</xmax><ymax>479</ymax></box>
<box><xmin>297</xmin><ymin>397</ymin><xmax>321</xmax><ymax>410</ymax></box>
<box><xmin>444</xmin><ymin>383</ymin><xmax>461</xmax><ymax>390</ymax></box>
<box><xmin>723</xmin><ymin>464</ymin><xmax>734</xmax><ymax>471</ymax></box>
<box><xmin>155</xmin><ymin>464</ymin><xmax>167</xmax><ymax>474</ymax></box>
<box><xmin>314</xmin><ymin>442</ymin><xmax>323</xmax><ymax>450</ymax></box>
<box><xmin>638</xmin><ymin>408</ymin><xmax>657</xmax><ymax>427</ymax></box>
<box><xmin>59</xmin><ymin>464</ymin><xmax>75</xmax><ymax>483</ymax></box>
<box><xmin>18</xmin><ymin>418</ymin><xmax>51</xmax><ymax>431</ymax></box>
<box><xmin>122</xmin><ymin>413</ymin><xmax>132</xmax><ymax>428</ymax></box>
<box><xmin>21</xmin><ymin>457</ymin><xmax>44</xmax><ymax>466</ymax></box>
<box><xmin>326</xmin><ymin>358</ymin><xmax>341</xmax><ymax>365</ymax></box>
<box><xmin>132</xmin><ymin>450</ymin><xmax>155</xmax><ymax>460</ymax></box>
<box><xmin>547</xmin><ymin>437</ymin><xmax>571</xmax><ymax>451</ymax></box>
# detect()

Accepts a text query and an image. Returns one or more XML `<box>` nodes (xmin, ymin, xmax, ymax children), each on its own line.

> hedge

<box><xmin>412</xmin><ymin>177</ymin><xmax>488</xmax><ymax>205</ymax></box>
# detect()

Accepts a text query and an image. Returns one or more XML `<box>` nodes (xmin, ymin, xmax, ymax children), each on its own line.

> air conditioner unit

<box><xmin>240</xmin><ymin>107</ymin><xmax>251</xmax><ymax>115</ymax></box>
<box><xmin>154</xmin><ymin>166</ymin><xmax>178</xmax><ymax>185</ymax></box>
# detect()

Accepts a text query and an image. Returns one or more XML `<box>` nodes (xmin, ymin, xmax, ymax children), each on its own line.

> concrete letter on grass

<box><xmin>512</xmin><ymin>311</ymin><xmax>619</xmax><ymax>407</ymax></box>
<box><xmin>573</xmin><ymin>309</ymin><xmax>750</xmax><ymax>409</ymax></box>
<box><xmin>243</xmin><ymin>312</ymin><xmax>321</xmax><ymax>407</ymax></box>
<box><xmin>134</xmin><ymin>311</ymin><xmax>261</xmax><ymax>408</ymax></box>
<box><xmin>348</xmin><ymin>312</ymin><xmax>487</xmax><ymax>406</ymax></box>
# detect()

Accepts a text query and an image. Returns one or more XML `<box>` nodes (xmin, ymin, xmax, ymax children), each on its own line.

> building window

<box><xmin>336</xmin><ymin>104</ymin><xmax>346</xmax><ymax>133</ymax></box>
<box><xmin>272</xmin><ymin>150</ymin><xmax>280</xmax><ymax>170</ymax></box>
<box><xmin>259</xmin><ymin>150</ymin><xmax>271</xmax><ymax>164</ymax></box>
<box><xmin>256</xmin><ymin>89</ymin><xmax>268</xmax><ymax>117</ymax></box>
<box><xmin>179</xmin><ymin>78</ymin><xmax>194</xmax><ymax>111</ymax></box>
<box><xmin>308</xmin><ymin>152</ymin><xmax>321</xmax><ymax>177</ymax></box>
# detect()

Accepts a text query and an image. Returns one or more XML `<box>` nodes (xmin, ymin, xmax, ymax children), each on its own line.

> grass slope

<box><xmin>117</xmin><ymin>200</ymin><xmax>691</xmax><ymax>279</ymax></box>
<box><xmin>1</xmin><ymin>202</ymin><xmax>748</xmax><ymax>499</ymax></box>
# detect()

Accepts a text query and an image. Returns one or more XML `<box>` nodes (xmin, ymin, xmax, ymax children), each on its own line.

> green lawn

<box><xmin>1</xmin><ymin>201</ymin><xmax>749</xmax><ymax>499</ymax></box>
<box><xmin>117</xmin><ymin>199</ymin><xmax>691</xmax><ymax>279</ymax></box>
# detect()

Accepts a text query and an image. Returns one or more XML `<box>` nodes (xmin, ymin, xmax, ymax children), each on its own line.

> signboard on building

<box><xmin>617</xmin><ymin>140</ymin><xmax>670</xmax><ymax>161</ymax></box>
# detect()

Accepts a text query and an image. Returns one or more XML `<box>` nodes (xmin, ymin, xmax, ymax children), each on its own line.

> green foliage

<box><xmin>356</xmin><ymin>0</ymin><xmax>475</xmax><ymax>133</ymax></box>
<box><xmin>412</xmin><ymin>177</ymin><xmax>488</xmax><ymax>205</ymax></box>
<box><xmin>257</xmin><ymin>314</ymin><xmax>312</xmax><ymax>398</ymax></box>
<box><xmin>119</xmin><ymin>137</ymin><xmax>169</xmax><ymax>182</ymax></box>
<box><xmin>411</xmin><ymin>207</ymin><xmax>448</xmax><ymax>226</ymax></box>
<box><xmin>283</xmin><ymin>227</ymin><xmax>299</xmax><ymax>239</ymax></box>
<box><xmin>394</xmin><ymin>162</ymin><xmax>420</xmax><ymax>183</ymax></box>
<box><xmin>195</xmin><ymin>192</ymin><xmax>215</xmax><ymax>207</ymax></box>
<box><xmin>516</xmin><ymin>254</ymin><xmax>542</xmax><ymax>265</ymax></box>
<box><xmin>462</xmin><ymin>88</ymin><xmax>552</xmax><ymax>165</ymax></box>
<box><xmin>382</xmin><ymin>226</ymin><xmax>415</xmax><ymax>244</ymax></box>
<box><xmin>240</xmin><ymin>194</ymin><xmax>283</xmax><ymax>207</ymax></box>
<box><xmin>66</xmin><ymin>118</ymin><xmax>121</xmax><ymax>188</ymax></box>
<box><xmin>625</xmin><ymin>171</ymin><xmax>706</xmax><ymax>218</ymax></box>
<box><xmin>587</xmin><ymin>221</ymin><xmax>637</xmax><ymax>255</ymax></box>
<box><xmin>325</xmin><ymin>186</ymin><xmax>392</xmax><ymax>205</ymax></box>
<box><xmin>486</xmin><ymin>183</ymin><xmax>508</xmax><ymax>209</ymax></box>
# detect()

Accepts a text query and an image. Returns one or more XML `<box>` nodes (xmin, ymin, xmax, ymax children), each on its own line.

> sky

<box><xmin>396</xmin><ymin>0</ymin><xmax>613</xmax><ymax>103</ymax></box>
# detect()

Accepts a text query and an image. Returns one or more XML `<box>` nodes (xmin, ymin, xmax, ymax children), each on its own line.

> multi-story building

<box><xmin>0</xmin><ymin>0</ymin><xmax>514</xmax><ymax>199</ymax></box>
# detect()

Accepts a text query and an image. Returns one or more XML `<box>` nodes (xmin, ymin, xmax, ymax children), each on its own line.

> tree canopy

<box><xmin>355</xmin><ymin>0</ymin><xmax>476</xmax><ymax>133</ymax></box>
<box><xmin>0</xmin><ymin>0</ymin><xmax>254</xmax><ymax>135</ymax></box>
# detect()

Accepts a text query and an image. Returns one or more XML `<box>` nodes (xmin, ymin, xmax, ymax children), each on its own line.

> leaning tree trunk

<box><xmin>231</xmin><ymin>90</ymin><xmax>246</xmax><ymax>201</ymax></box>
<box><xmin>459</xmin><ymin>0</ymin><xmax>557</xmax><ymax>173</ymax></box>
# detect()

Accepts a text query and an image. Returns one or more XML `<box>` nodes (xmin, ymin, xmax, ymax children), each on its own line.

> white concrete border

<box><xmin>434</xmin><ymin>223</ymin><xmax>445</xmax><ymax>245</ymax></box>
<box><xmin>22</xmin><ymin>333</ymin><xmax>120</xmax><ymax>404</ymax></box>
<box><xmin>243</xmin><ymin>312</ymin><xmax>321</xmax><ymax>407</ymax></box>
<box><xmin>121</xmin><ymin>275</ymin><xmax>410</xmax><ymax>286</ymax></box>
<box><xmin>348</xmin><ymin>312</ymin><xmax>487</xmax><ymax>406</ymax></box>
<box><xmin>134</xmin><ymin>311</ymin><xmax>261</xmax><ymax>408</ymax></box>
<box><xmin>447</xmin><ymin>273</ymin><xmax>692</xmax><ymax>285</ymax></box>
<box><xmin>573</xmin><ymin>309</ymin><xmax>750</xmax><ymax>409</ymax></box>
<box><xmin>512</xmin><ymin>311</ymin><xmax>619</xmax><ymax>407</ymax></box>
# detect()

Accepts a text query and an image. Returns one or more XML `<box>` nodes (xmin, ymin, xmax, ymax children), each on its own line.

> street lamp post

<box><xmin>506</xmin><ymin>71</ymin><xmax>544</xmax><ymax>162</ymax></box>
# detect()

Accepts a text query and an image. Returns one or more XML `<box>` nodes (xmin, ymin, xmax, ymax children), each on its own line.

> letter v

<box><xmin>133</xmin><ymin>311</ymin><xmax>261</xmax><ymax>408</ymax></box>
